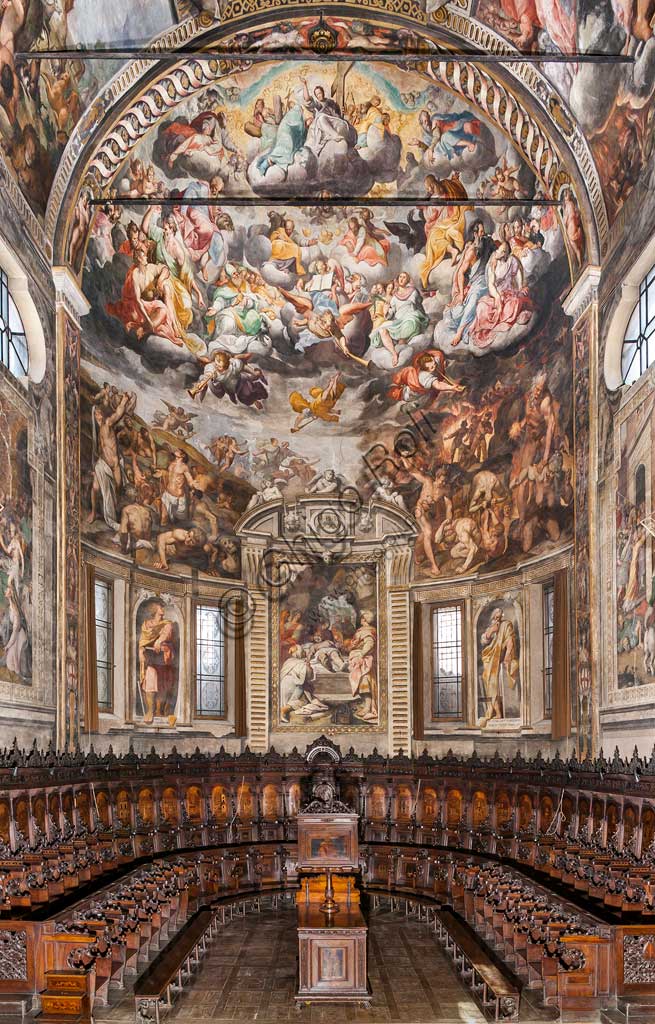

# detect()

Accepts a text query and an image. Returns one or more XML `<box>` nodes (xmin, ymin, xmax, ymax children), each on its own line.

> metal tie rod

<box><xmin>89</xmin><ymin>196</ymin><xmax>562</xmax><ymax>208</ymax></box>
<box><xmin>16</xmin><ymin>48</ymin><xmax>633</xmax><ymax>64</ymax></box>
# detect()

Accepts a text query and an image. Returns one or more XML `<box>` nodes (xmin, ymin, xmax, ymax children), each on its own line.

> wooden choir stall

<box><xmin>295</xmin><ymin>780</ymin><xmax>371</xmax><ymax>1007</ymax></box>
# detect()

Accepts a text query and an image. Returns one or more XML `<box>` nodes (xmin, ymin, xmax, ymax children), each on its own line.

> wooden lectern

<box><xmin>295</xmin><ymin>804</ymin><xmax>370</xmax><ymax>1006</ymax></box>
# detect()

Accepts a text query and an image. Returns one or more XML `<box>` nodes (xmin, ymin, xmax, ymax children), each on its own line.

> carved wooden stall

<box><xmin>0</xmin><ymin>741</ymin><xmax>654</xmax><ymax>1018</ymax></box>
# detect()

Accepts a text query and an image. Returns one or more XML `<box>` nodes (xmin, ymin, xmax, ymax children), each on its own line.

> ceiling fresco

<box><xmin>0</xmin><ymin>0</ymin><xmax>179</xmax><ymax>215</ymax></box>
<box><xmin>470</xmin><ymin>0</ymin><xmax>655</xmax><ymax>222</ymax></box>
<box><xmin>1</xmin><ymin>1</ymin><xmax>654</xmax><ymax>226</ymax></box>
<box><xmin>79</xmin><ymin>57</ymin><xmax>575</xmax><ymax>582</ymax></box>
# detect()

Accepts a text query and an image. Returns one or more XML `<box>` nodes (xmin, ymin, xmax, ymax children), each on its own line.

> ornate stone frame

<box><xmin>271</xmin><ymin>552</ymin><xmax>388</xmax><ymax>736</ymax></box>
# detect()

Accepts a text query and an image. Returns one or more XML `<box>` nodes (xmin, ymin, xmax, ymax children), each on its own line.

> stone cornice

<box><xmin>562</xmin><ymin>265</ymin><xmax>602</xmax><ymax>322</ymax></box>
<box><xmin>52</xmin><ymin>267</ymin><xmax>90</xmax><ymax>323</ymax></box>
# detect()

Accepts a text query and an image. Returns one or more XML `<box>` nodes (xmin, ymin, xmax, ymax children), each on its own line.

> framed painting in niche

<box><xmin>0</xmin><ymin>394</ymin><xmax>32</xmax><ymax>684</ymax></box>
<box><xmin>474</xmin><ymin>594</ymin><xmax>522</xmax><ymax>728</ymax></box>
<box><xmin>273</xmin><ymin>560</ymin><xmax>384</xmax><ymax>732</ymax></box>
<box><xmin>134</xmin><ymin>594</ymin><xmax>182</xmax><ymax>726</ymax></box>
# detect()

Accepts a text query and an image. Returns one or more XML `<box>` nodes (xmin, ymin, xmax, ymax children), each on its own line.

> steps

<box><xmin>603</xmin><ymin>996</ymin><xmax>655</xmax><ymax>1024</ymax></box>
<box><xmin>36</xmin><ymin>971</ymin><xmax>90</xmax><ymax>1024</ymax></box>
<box><xmin>0</xmin><ymin>995</ymin><xmax>30</xmax><ymax>1018</ymax></box>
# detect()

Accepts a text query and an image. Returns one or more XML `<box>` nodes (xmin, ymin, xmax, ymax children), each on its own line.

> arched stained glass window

<box><xmin>0</xmin><ymin>269</ymin><xmax>29</xmax><ymax>378</ymax></box>
<box><xmin>622</xmin><ymin>261</ymin><xmax>655</xmax><ymax>385</ymax></box>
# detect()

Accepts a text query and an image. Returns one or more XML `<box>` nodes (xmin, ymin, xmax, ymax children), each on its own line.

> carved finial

<box><xmin>309</xmin><ymin>13</ymin><xmax>337</xmax><ymax>54</ymax></box>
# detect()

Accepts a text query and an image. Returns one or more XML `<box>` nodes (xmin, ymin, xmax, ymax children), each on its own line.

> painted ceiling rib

<box><xmin>16</xmin><ymin>49</ymin><xmax>634</xmax><ymax>65</ymax></box>
<box><xmin>89</xmin><ymin>197</ymin><xmax>563</xmax><ymax>208</ymax></box>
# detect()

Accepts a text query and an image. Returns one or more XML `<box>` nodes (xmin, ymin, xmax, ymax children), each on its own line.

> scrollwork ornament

<box><xmin>624</xmin><ymin>934</ymin><xmax>655</xmax><ymax>985</ymax></box>
<box><xmin>0</xmin><ymin>930</ymin><xmax>27</xmax><ymax>980</ymax></box>
<box><xmin>558</xmin><ymin>945</ymin><xmax>586</xmax><ymax>972</ymax></box>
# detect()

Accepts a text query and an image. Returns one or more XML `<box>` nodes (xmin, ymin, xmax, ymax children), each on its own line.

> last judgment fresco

<box><xmin>79</xmin><ymin>54</ymin><xmax>575</xmax><ymax>582</ymax></box>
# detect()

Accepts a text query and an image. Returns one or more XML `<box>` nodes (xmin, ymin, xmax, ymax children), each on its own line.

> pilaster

<box><xmin>563</xmin><ymin>266</ymin><xmax>601</xmax><ymax>759</ymax></box>
<box><xmin>53</xmin><ymin>267</ymin><xmax>89</xmax><ymax>751</ymax></box>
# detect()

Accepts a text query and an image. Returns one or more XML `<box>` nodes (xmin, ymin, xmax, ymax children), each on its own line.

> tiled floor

<box><xmin>98</xmin><ymin>908</ymin><xmax>489</xmax><ymax>1023</ymax></box>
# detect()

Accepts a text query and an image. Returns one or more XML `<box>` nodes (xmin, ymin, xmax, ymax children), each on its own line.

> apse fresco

<box><xmin>471</xmin><ymin>0</ymin><xmax>655</xmax><ymax>221</ymax></box>
<box><xmin>79</xmin><ymin>61</ymin><xmax>575</xmax><ymax>581</ymax></box>
<box><xmin>0</xmin><ymin>0</ymin><xmax>176</xmax><ymax>215</ymax></box>
<box><xmin>615</xmin><ymin>395</ymin><xmax>655</xmax><ymax>689</ymax></box>
<box><xmin>84</xmin><ymin>52</ymin><xmax>517</xmax><ymax>208</ymax></box>
<box><xmin>1</xmin><ymin>3</ymin><xmax>655</xmax><ymax>224</ymax></box>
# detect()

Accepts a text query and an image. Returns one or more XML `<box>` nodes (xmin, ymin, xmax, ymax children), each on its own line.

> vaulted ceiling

<box><xmin>3</xmin><ymin>0</ymin><xmax>651</xmax><ymax>585</ymax></box>
<box><xmin>0</xmin><ymin>0</ymin><xmax>652</xmax><ymax>255</ymax></box>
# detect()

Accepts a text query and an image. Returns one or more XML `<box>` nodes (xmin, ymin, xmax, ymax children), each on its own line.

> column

<box><xmin>241</xmin><ymin>540</ymin><xmax>269</xmax><ymax>752</ymax></box>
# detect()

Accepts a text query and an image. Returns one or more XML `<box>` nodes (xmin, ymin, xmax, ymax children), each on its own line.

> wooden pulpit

<box><xmin>295</xmin><ymin>809</ymin><xmax>370</xmax><ymax>1006</ymax></box>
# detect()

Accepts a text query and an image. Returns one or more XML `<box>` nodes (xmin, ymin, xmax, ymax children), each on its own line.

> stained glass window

<box><xmin>94</xmin><ymin>579</ymin><xmax>113</xmax><ymax>711</ymax></box>
<box><xmin>0</xmin><ymin>269</ymin><xmax>28</xmax><ymax>378</ymax></box>
<box><xmin>195</xmin><ymin>604</ymin><xmax>225</xmax><ymax>717</ymax></box>
<box><xmin>431</xmin><ymin>604</ymin><xmax>463</xmax><ymax>719</ymax></box>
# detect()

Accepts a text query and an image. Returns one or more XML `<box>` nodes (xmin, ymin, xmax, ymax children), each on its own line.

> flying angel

<box><xmin>152</xmin><ymin>402</ymin><xmax>198</xmax><ymax>438</ymax></box>
<box><xmin>289</xmin><ymin>371</ymin><xmax>346</xmax><ymax>432</ymax></box>
<box><xmin>281</xmin><ymin>288</ymin><xmax>372</xmax><ymax>367</ymax></box>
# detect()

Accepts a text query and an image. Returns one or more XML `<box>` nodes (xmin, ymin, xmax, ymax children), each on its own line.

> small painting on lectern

<box><xmin>310</xmin><ymin>835</ymin><xmax>347</xmax><ymax>859</ymax></box>
<box><xmin>320</xmin><ymin>947</ymin><xmax>345</xmax><ymax>982</ymax></box>
<box><xmin>297</xmin><ymin>814</ymin><xmax>359</xmax><ymax>870</ymax></box>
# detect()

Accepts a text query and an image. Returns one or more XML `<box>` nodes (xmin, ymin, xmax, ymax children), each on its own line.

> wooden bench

<box><xmin>133</xmin><ymin>910</ymin><xmax>217</xmax><ymax>1023</ymax></box>
<box><xmin>435</xmin><ymin>909</ymin><xmax>520</xmax><ymax>1021</ymax></box>
<box><xmin>366</xmin><ymin>887</ymin><xmax>439</xmax><ymax>925</ymax></box>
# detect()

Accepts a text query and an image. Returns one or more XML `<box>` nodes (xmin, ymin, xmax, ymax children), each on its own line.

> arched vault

<box><xmin>48</xmin><ymin>3</ymin><xmax>605</xmax><ymax>272</ymax></box>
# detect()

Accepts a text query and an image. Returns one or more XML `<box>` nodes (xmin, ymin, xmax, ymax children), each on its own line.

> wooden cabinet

<box><xmin>296</xmin><ymin>906</ymin><xmax>370</xmax><ymax>1005</ymax></box>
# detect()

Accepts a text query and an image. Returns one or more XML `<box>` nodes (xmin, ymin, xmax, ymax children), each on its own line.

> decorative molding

<box><xmin>624</xmin><ymin>934</ymin><xmax>655</xmax><ymax>985</ymax></box>
<box><xmin>389</xmin><ymin>589</ymin><xmax>411</xmax><ymax>755</ymax></box>
<box><xmin>247</xmin><ymin>588</ymin><xmax>269</xmax><ymax>752</ymax></box>
<box><xmin>57</xmin><ymin>314</ymin><xmax>82</xmax><ymax>749</ymax></box>
<box><xmin>52</xmin><ymin>268</ymin><xmax>90</xmax><ymax>323</ymax></box>
<box><xmin>0</xmin><ymin>930</ymin><xmax>28</xmax><ymax>981</ymax></box>
<box><xmin>562</xmin><ymin>266</ymin><xmax>602</xmax><ymax>323</ymax></box>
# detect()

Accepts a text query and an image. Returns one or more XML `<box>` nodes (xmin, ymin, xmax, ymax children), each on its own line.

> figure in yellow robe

<box><xmin>289</xmin><ymin>371</ymin><xmax>345</xmax><ymax>432</ymax></box>
<box><xmin>270</xmin><ymin>220</ymin><xmax>306</xmax><ymax>275</ymax></box>
<box><xmin>420</xmin><ymin>173</ymin><xmax>470</xmax><ymax>289</ymax></box>
<box><xmin>479</xmin><ymin>607</ymin><xmax>519</xmax><ymax>727</ymax></box>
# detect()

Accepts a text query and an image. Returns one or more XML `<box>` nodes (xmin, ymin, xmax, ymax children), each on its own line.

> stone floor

<box><xmin>97</xmin><ymin>907</ymin><xmax>491</xmax><ymax>1024</ymax></box>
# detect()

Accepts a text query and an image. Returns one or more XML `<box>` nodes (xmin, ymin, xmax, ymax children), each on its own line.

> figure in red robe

<box><xmin>388</xmin><ymin>349</ymin><xmax>464</xmax><ymax>407</ymax></box>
